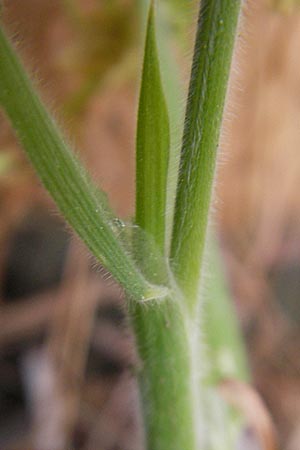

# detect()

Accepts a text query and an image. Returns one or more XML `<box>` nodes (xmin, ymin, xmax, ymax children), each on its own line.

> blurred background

<box><xmin>1</xmin><ymin>0</ymin><xmax>300</xmax><ymax>449</ymax></box>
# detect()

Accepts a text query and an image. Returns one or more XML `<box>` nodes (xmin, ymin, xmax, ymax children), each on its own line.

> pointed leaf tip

<box><xmin>135</xmin><ymin>0</ymin><xmax>170</xmax><ymax>280</ymax></box>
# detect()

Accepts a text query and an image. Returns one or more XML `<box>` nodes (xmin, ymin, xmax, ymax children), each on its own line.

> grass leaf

<box><xmin>0</xmin><ymin>24</ymin><xmax>156</xmax><ymax>302</ymax></box>
<box><xmin>204</xmin><ymin>238</ymin><xmax>249</xmax><ymax>383</ymax></box>
<box><xmin>135</xmin><ymin>1</ymin><xmax>170</xmax><ymax>258</ymax></box>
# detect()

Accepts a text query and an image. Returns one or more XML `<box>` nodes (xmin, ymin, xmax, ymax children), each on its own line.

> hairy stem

<box><xmin>170</xmin><ymin>0</ymin><xmax>241</xmax><ymax>312</ymax></box>
<box><xmin>131</xmin><ymin>296</ymin><xmax>200</xmax><ymax>450</ymax></box>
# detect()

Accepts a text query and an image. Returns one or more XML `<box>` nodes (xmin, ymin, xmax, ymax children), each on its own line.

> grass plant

<box><xmin>0</xmin><ymin>0</ymin><xmax>246</xmax><ymax>448</ymax></box>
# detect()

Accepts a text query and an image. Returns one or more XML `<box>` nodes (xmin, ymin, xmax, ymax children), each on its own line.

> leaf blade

<box><xmin>0</xmin><ymin>24</ymin><xmax>154</xmax><ymax>301</ymax></box>
<box><xmin>135</xmin><ymin>2</ymin><xmax>170</xmax><ymax>258</ymax></box>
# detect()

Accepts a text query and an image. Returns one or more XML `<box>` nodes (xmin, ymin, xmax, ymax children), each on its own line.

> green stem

<box><xmin>133</xmin><ymin>6</ymin><xmax>199</xmax><ymax>449</ymax></box>
<box><xmin>0</xmin><ymin>24</ymin><xmax>154</xmax><ymax>301</ymax></box>
<box><xmin>131</xmin><ymin>296</ymin><xmax>200</xmax><ymax>450</ymax></box>
<box><xmin>170</xmin><ymin>0</ymin><xmax>241</xmax><ymax>312</ymax></box>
